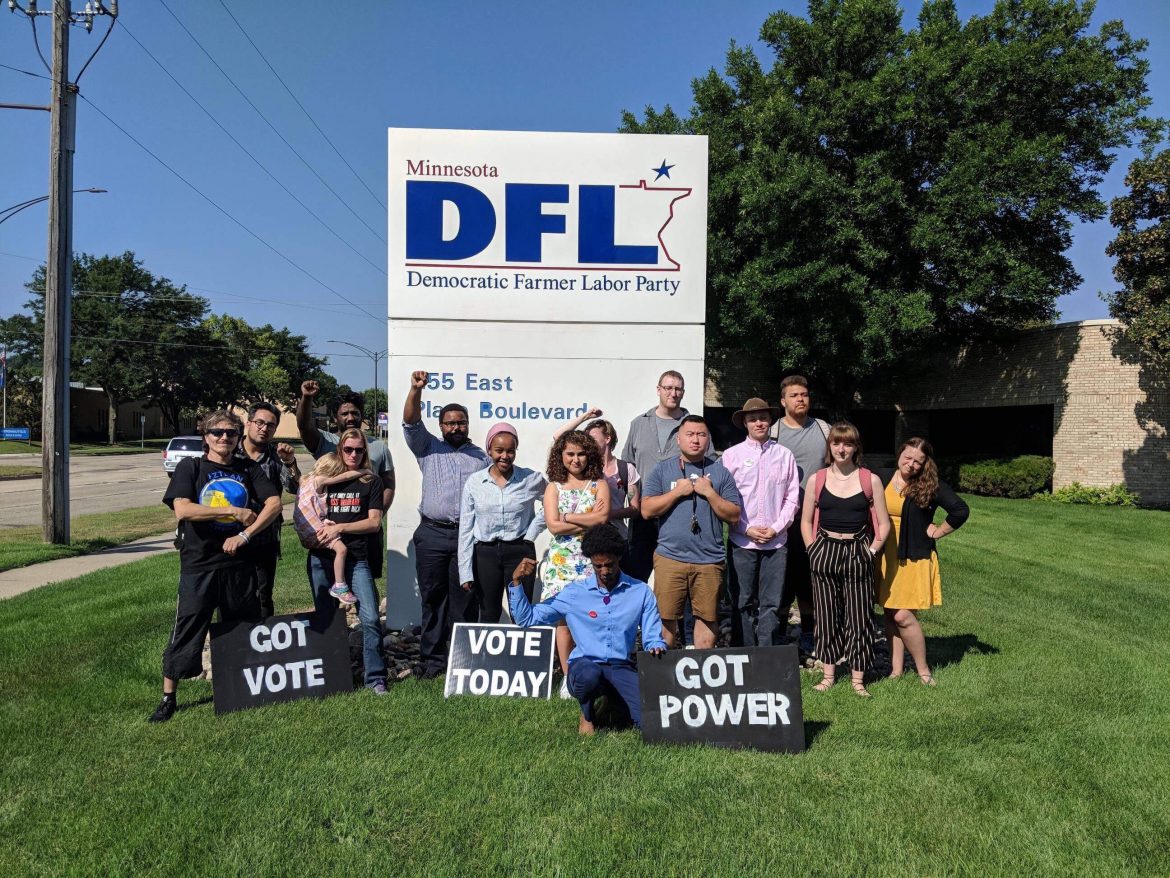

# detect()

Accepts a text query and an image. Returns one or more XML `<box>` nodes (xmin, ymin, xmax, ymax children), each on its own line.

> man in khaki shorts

<box><xmin>640</xmin><ymin>415</ymin><xmax>742</xmax><ymax>649</ymax></box>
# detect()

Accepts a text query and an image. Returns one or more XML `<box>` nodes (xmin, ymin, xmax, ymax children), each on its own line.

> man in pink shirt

<box><xmin>721</xmin><ymin>397</ymin><xmax>801</xmax><ymax>648</ymax></box>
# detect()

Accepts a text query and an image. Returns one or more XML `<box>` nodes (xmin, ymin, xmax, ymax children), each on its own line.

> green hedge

<box><xmin>1036</xmin><ymin>482</ymin><xmax>1140</xmax><ymax>507</ymax></box>
<box><xmin>949</xmin><ymin>455</ymin><xmax>1055</xmax><ymax>499</ymax></box>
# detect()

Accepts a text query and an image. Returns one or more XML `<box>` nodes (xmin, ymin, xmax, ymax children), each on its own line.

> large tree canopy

<box><xmin>621</xmin><ymin>0</ymin><xmax>1164</xmax><ymax>411</ymax></box>
<box><xmin>1</xmin><ymin>251</ymin><xmax>337</xmax><ymax>440</ymax></box>
<box><xmin>1105</xmin><ymin>148</ymin><xmax>1170</xmax><ymax>369</ymax></box>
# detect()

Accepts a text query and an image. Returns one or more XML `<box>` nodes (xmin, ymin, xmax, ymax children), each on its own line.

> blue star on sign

<box><xmin>652</xmin><ymin>159</ymin><xmax>675</xmax><ymax>180</ymax></box>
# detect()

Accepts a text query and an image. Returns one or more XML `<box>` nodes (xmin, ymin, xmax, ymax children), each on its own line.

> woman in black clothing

<box><xmin>800</xmin><ymin>422</ymin><xmax>891</xmax><ymax>697</ymax></box>
<box><xmin>877</xmin><ymin>438</ymin><xmax>970</xmax><ymax>685</ymax></box>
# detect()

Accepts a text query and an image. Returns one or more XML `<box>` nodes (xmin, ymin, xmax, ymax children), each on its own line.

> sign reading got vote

<box><xmin>444</xmin><ymin>623</ymin><xmax>555</xmax><ymax>699</ymax></box>
<box><xmin>639</xmin><ymin>645</ymin><xmax>805</xmax><ymax>753</ymax></box>
<box><xmin>210</xmin><ymin>612</ymin><xmax>352</xmax><ymax>715</ymax></box>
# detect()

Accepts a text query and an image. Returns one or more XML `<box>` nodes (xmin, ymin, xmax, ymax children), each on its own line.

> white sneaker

<box><xmin>559</xmin><ymin>677</ymin><xmax>573</xmax><ymax>700</ymax></box>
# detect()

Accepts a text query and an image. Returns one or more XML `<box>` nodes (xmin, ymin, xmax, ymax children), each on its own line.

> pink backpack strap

<box><xmin>811</xmin><ymin>468</ymin><xmax>828</xmax><ymax>534</ymax></box>
<box><xmin>859</xmin><ymin>467</ymin><xmax>879</xmax><ymax>535</ymax></box>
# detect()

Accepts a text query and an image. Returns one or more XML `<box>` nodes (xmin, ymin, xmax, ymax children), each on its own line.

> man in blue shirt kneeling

<box><xmin>509</xmin><ymin>524</ymin><xmax>667</xmax><ymax>735</ymax></box>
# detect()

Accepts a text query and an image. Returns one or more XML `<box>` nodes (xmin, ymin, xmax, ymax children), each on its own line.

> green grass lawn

<box><xmin>0</xmin><ymin>464</ymin><xmax>39</xmax><ymax>480</ymax></box>
<box><xmin>1</xmin><ymin>497</ymin><xmax>1167</xmax><ymax>876</ymax></box>
<box><xmin>0</xmin><ymin>439</ymin><xmax>171</xmax><ymax>456</ymax></box>
<box><xmin>0</xmin><ymin>505</ymin><xmax>178</xmax><ymax>571</ymax></box>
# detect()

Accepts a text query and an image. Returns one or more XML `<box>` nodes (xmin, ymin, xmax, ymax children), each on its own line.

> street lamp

<box><xmin>327</xmin><ymin>340</ymin><xmax>388</xmax><ymax>437</ymax></box>
<box><xmin>0</xmin><ymin>187</ymin><xmax>107</xmax><ymax>225</ymax></box>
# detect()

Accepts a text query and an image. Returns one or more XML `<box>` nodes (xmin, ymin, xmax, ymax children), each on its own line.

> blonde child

<box><xmin>294</xmin><ymin>453</ymin><xmax>367</xmax><ymax>605</ymax></box>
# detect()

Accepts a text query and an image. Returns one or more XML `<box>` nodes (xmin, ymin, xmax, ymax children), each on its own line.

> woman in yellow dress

<box><xmin>877</xmin><ymin>438</ymin><xmax>969</xmax><ymax>685</ymax></box>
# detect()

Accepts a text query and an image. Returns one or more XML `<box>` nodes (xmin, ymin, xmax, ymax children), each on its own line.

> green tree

<box><xmin>622</xmin><ymin>0</ymin><xmax>1163</xmax><ymax>411</ymax></box>
<box><xmin>1104</xmin><ymin>148</ymin><xmax>1170</xmax><ymax>368</ymax></box>
<box><xmin>202</xmin><ymin>315</ymin><xmax>327</xmax><ymax>411</ymax></box>
<box><xmin>19</xmin><ymin>252</ymin><xmax>208</xmax><ymax>443</ymax></box>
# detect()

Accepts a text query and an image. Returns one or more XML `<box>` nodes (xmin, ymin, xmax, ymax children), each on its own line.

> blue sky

<box><xmin>2</xmin><ymin>1</ymin><xmax>1166</xmax><ymax>392</ymax></box>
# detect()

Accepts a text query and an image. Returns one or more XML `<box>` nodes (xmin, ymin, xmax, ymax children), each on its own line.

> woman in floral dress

<box><xmin>542</xmin><ymin>430</ymin><xmax>610</xmax><ymax>694</ymax></box>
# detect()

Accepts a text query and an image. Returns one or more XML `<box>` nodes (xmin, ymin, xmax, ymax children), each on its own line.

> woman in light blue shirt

<box><xmin>458</xmin><ymin>422</ymin><xmax>547</xmax><ymax>623</ymax></box>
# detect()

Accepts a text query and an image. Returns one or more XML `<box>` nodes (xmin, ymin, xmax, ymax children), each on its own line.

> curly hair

<box><xmin>546</xmin><ymin>429</ymin><xmax>604</xmax><ymax>483</ymax></box>
<box><xmin>897</xmin><ymin>437</ymin><xmax>939</xmax><ymax>508</ymax></box>
<box><xmin>581</xmin><ymin>524</ymin><xmax>627</xmax><ymax>559</ymax></box>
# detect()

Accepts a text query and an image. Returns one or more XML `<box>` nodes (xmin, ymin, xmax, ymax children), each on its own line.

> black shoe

<box><xmin>148</xmin><ymin>696</ymin><xmax>177</xmax><ymax>723</ymax></box>
<box><xmin>418</xmin><ymin>666</ymin><xmax>444</xmax><ymax>680</ymax></box>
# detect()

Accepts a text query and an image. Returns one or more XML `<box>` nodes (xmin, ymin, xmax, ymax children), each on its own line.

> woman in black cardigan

<box><xmin>877</xmin><ymin>438</ymin><xmax>969</xmax><ymax>685</ymax></box>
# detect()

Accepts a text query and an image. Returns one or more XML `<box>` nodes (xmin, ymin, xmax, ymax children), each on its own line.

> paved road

<box><xmin>0</xmin><ymin>453</ymin><xmax>170</xmax><ymax>529</ymax></box>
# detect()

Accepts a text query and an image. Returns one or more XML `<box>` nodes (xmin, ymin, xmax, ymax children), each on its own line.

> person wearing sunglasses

<box><xmin>403</xmin><ymin>369</ymin><xmax>490</xmax><ymax>679</ymax></box>
<box><xmin>640</xmin><ymin>414</ymin><xmax>741</xmax><ymax>650</ymax></box>
<box><xmin>304</xmin><ymin>428</ymin><xmax>389</xmax><ymax>695</ymax></box>
<box><xmin>236</xmin><ymin>401</ymin><xmax>301</xmax><ymax>618</ymax></box>
<box><xmin>151</xmin><ymin>410</ymin><xmax>282</xmax><ymax>722</ymax></box>
<box><xmin>507</xmin><ymin>524</ymin><xmax>666</xmax><ymax>734</ymax></box>
<box><xmin>296</xmin><ymin>381</ymin><xmax>396</xmax><ymax>581</ymax></box>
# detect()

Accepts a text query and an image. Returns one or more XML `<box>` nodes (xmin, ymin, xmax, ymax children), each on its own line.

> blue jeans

<box><xmin>567</xmin><ymin>658</ymin><xmax>642</xmax><ymax>729</ymax></box>
<box><xmin>728</xmin><ymin>543</ymin><xmax>789</xmax><ymax>647</ymax></box>
<box><xmin>307</xmin><ymin>552</ymin><xmax>386</xmax><ymax>687</ymax></box>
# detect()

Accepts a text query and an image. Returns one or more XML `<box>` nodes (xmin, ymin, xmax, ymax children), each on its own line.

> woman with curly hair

<box><xmin>542</xmin><ymin>430</ymin><xmax>610</xmax><ymax>694</ymax></box>
<box><xmin>877</xmin><ymin>437</ymin><xmax>969</xmax><ymax>686</ymax></box>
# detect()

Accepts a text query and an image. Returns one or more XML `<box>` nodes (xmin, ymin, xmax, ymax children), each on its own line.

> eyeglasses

<box><xmin>659</xmin><ymin>386</ymin><xmax>684</xmax><ymax>394</ymax></box>
<box><xmin>441</xmin><ymin>420</ymin><xmax>469</xmax><ymax>428</ymax></box>
<box><xmin>340</xmin><ymin>446</ymin><xmax>365</xmax><ymax>456</ymax></box>
<box><xmin>206</xmin><ymin>428</ymin><xmax>239</xmax><ymax>439</ymax></box>
<box><xmin>249</xmin><ymin>419</ymin><xmax>277</xmax><ymax>430</ymax></box>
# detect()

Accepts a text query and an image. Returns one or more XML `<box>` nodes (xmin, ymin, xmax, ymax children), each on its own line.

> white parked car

<box><xmin>162</xmin><ymin>436</ymin><xmax>204</xmax><ymax>475</ymax></box>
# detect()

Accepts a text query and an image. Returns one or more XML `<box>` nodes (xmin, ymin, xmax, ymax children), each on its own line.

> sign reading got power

<box><xmin>639</xmin><ymin>646</ymin><xmax>806</xmax><ymax>753</ymax></box>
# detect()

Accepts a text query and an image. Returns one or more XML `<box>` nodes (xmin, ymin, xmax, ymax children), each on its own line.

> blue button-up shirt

<box><xmin>509</xmin><ymin>572</ymin><xmax>667</xmax><ymax>665</ymax></box>
<box><xmin>458</xmin><ymin>465</ymin><xmax>548</xmax><ymax>582</ymax></box>
<box><xmin>403</xmin><ymin>420</ymin><xmax>490</xmax><ymax>524</ymax></box>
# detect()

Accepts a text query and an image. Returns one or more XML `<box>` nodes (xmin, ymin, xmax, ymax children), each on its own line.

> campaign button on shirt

<box><xmin>588</xmin><ymin>610</ymin><xmax>598</xmax><ymax>618</ymax></box>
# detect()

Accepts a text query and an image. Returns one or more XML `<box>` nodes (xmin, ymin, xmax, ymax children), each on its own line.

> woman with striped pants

<box><xmin>800</xmin><ymin>422</ymin><xmax>890</xmax><ymax>697</ymax></box>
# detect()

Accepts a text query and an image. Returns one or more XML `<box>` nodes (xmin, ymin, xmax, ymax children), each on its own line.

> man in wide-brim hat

<box><xmin>721</xmin><ymin>397</ymin><xmax>801</xmax><ymax>648</ymax></box>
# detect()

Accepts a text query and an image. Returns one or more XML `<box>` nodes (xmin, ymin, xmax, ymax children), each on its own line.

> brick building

<box><xmin>705</xmin><ymin>319</ymin><xmax>1169</xmax><ymax>507</ymax></box>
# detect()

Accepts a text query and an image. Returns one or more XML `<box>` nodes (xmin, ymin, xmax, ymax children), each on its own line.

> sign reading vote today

<box><xmin>210</xmin><ymin>612</ymin><xmax>353</xmax><ymax>715</ymax></box>
<box><xmin>639</xmin><ymin>645</ymin><xmax>806</xmax><ymax>753</ymax></box>
<box><xmin>444</xmin><ymin>623</ymin><xmax>556</xmax><ymax>699</ymax></box>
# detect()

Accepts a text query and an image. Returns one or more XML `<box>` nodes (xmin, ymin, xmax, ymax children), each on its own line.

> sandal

<box><xmin>918</xmin><ymin>673</ymin><xmax>937</xmax><ymax>687</ymax></box>
<box><xmin>851</xmin><ymin>678</ymin><xmax>872</xmax><ymax>698</ymax></box>
<box><xmin>813</xmin><ymin>673</ymin><xmax>835</xmax><ymax>692</ymax></box>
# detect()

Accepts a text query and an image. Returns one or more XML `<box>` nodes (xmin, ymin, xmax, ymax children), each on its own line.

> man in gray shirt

<box><xmin>769</xmin><ymin>375</ymin><xmax>829</xmax><ymax>654</ymax></box>
<box><xmin>621</xmin><ymin>369</ymin><xmax>689</xmax><ymax>581</ymax></box>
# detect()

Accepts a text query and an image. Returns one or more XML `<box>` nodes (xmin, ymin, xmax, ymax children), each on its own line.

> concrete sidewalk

<box><xmin>0</xmin><ymin>531</ymin><xmax>177</xmax><ymax>600</ymax></box>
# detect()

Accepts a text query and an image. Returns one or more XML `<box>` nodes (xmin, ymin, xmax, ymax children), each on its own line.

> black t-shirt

<box><xmin>311</xmin><ymin>473</ymin><xmax>384</xmax><ymax>562</ymax></box>
<box><xmin>164</xmin><ymin>455</ymin><xmax>278</xmax><ymax>571</ymax></box>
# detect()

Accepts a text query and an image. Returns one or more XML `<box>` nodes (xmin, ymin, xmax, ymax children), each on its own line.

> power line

<box><xmin>0</xmin><ymin>62</ymin><xmax>52</xmax><ymax>80</ymax></box>
<box><xmin>157</xmin><ymin>0</ymin><xmax>387</xmax><ymax>241</ymax></box>
<box><xmin>115</xmin><ymin>20</ymin><xmax>386</xmax><ymax>279</ymax></box>
<box><xmin>79</xmin><ymin>93</ymin><xmax>384</xmax><ymax>323</ymax></box>
<box><xmin>213</xmin><ymin>0</ymin><xmax>386</xmax><ymax>212</ymax></box>
<box><xmin>72</xmin><ymin>334</ymin><xmax>368</xmax><ymax>357</ymax></box>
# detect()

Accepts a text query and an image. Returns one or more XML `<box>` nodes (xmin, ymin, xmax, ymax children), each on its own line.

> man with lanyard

<box><xmin>507</xmin><ymin>524</ymin><xmax>666</xmax><ymax>734</ymax></box>
<box><xmin>769</xmin><ymin>375</ymin><xmax>830</xmax><ymax>656</ymax></box>
<box><xmin>403</xmin><ymin>370</ymin><xmax>490</xmax><ymax>679</ymax></box>
<box><xmin>150</xmin><ymin>409</ymin><xmax>281</xmax><ymax>722</ymax></box>
<box><xmin>641</xmin><ymin>415</ymin><xmax>742</xmax><ymax>650</ymax></box>
<box><xmin>236</xmin><ymin>401</ymin><xmax>300</xmax><ymax>619</ymax></box>
<box><xmin>721</xmin><ymin>398</ymin><xmax>801</xmax><ymax>648</ymax></box>
<box><xmin>621</xmin><ymin>370</ymin><xmax>689</xmax><ymax>582</ymax></box>
<box><xmin>296</xmin><ymin>381</ymin><xmax>395</xmax><ymax>579</ymax></box>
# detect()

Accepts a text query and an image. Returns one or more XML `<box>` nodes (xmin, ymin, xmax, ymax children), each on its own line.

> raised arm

<box><xmin>295</xmin><ymin>379</ymin><xmax>324</xmax><ymax>455</ymax></box>
<box><xmin>552</xmin><ymin>407</ymin><xmax>601</xmax><ymax>440</ymax></box>
<box><xmin>402</xmin><ymin>369</ymin><xmax>427</xmax><ymax>425</ymax></box>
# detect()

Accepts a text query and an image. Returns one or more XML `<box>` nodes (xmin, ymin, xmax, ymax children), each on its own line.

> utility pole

<box><xmin>42</xmin><ymin>0</ymin><xmax>76</xmax><ymax>544</ymax></box>
<box><xmin>10</xmin><ymin>0</ymin><xmax>118</xmax><ymax>544</ymax></box>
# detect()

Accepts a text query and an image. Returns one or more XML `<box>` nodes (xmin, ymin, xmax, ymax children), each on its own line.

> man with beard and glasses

<box><xmin>403</xmin><ymin>369</ymin><xmax>490</xmax><ymax>678</ymax></box>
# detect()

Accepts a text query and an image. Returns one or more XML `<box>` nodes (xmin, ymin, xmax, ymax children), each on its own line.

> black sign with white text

<box><xmin>444</xmin><ymin>623</ymin><xmax>556</xmax><ymax>699</ymax></box>
<box><xmin>638</xmin><ymin>645</ymin><xmax>805</xmax><ymax>753</ymax></box>
<box><xmin>210</xmin><ymin>611</ymin><xmax>352</xmax><ymax>715</ymax></box>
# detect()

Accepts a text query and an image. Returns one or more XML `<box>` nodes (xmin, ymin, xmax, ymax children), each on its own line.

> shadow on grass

<box><xmin>804</xmin><ymin>720</ymin><xmax>830</xmax><ymax>750</ymax></box>
<box><xmin>927</xmin><ymin>633</ymin><xmax>999</xmax><ymax>671</ymax></box>
<box><xmin>176</xmin><ymin>696</ymin><xmax>214</xmax><ymax>713</ymax></box>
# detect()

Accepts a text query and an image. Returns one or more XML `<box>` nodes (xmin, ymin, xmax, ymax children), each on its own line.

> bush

<box><xmin>954</xmin><ymin>455</ymin><xmax>1054</xmax><ymax>498</ymax></box>
<box><xmin>1035</xmin><ymin>482</ymin><xmax>1140</xmax><ymax>507</ymax></box>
